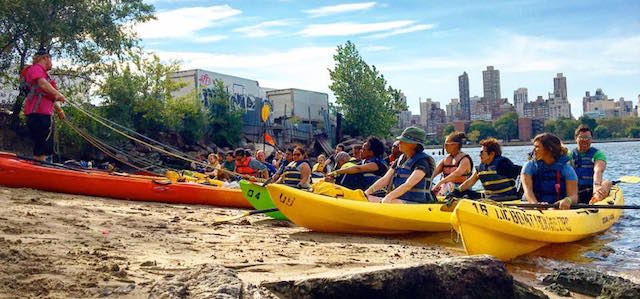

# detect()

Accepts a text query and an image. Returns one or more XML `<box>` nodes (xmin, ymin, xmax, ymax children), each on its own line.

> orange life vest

<box><xmin>235</xmin><ymin>157</ymin><xmax>256</xmax><ymax>176</ymax></box>
<box><xmin>442</xmin><ymin>152</ymin><xmax>473</xmax><ymax>184</ymax></box>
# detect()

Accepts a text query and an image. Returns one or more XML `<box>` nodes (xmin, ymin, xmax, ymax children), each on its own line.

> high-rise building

<box><xmin>419</xmin><ymin>98</ymin><xmax>447</xmax><ymax>136</ymax></box>
<box><xmin>523</xmin><ymin>96</ymin><xmax>550</xmax><ymax>120</ymax></box>
<box><xmin>513</xmin><ymin>88</ymin><xmax>528</xmax><ymax>116</ymax></box>
<box><xmin>446</xmin><ymin>98</ymin><xmax>461</xmax><ymax>122</ymax></box>
<box><xmin>470</xmin><ymin>96</ymin><xmax>492</xmax><ymax>121</ymax></box>
<box><xmin>553</xmin><ymin>73</ymin><xmax>568</xmax><ymax>100</ymax></box>
<box><xmin>482</xmin><ymin>66</ymin><xmax>501</xmax><ymax>119</ymax></box>
<box><xmin>458</xmin><ymin>72</ymin><xmax>470</xmax><ymax>121</ymax></box>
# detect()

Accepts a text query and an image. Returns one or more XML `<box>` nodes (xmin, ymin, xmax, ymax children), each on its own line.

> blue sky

<box><xmin>137</xmin><ymin>0</ymin><xmax>640</xmax><ymax>117</ymax></box>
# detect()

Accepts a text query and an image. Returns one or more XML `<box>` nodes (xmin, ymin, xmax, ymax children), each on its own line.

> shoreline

<box><xmin>425</xmin><ymin>137</ymin><xmax>640</xmax><ymax>149</ymax></box>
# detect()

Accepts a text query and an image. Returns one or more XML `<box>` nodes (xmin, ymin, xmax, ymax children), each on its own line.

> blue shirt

<box><xmin>522</xmin><ymin>160</ymin><xmax>578</xmax><ymax>181</ymax></box>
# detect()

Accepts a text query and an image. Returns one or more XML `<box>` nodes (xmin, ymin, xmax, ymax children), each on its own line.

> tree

<box><xmin>544</xmin><ymin>118</ymin><xmax>579</xmax><ymax>140</ymax></box>
<box><xmin>494</xmin><ymin>112</ymin><xmax>518</xmax><ymax>141</ymax></box>
<box><xmin>441</xmin><ymin>124</ymin><xmax>455</xmax><ymax>142</ymax></box>
<box><xmin>626</xmin><ymin>126</ymin><xmax>640</xmax><ymax>138</ymax></box>
<box><xmin>594</xmin><ymin>125</ymin><xmax>610</xmax><ymax>139</ymax></box>
<box><xmin>2</xmin><ymin>0</ymin><xmax>154</xmax><ymax>127</ymax></box>
<box><xmin>328</xmin><ymin>41</ymin><xmax>404</xmax><ymax>137</ymax></box>
<box><xmin>468</xmin><ymin>120</ymin><xmax>496</xmax><ymax>141</ymax></box>
<box><xmin>206</xmin><ymin>80</ymin><xmax>243</xmax><ymax>147</ymax></box>
<box><xmin>578</xmin><ymin>116</ymin><xmax>597</xmax><ymax>131</ymax></box>
<box><xmin>467</xmin><ymin>130</ymin><xmax>481</xmax><ymax>144</ymax></box>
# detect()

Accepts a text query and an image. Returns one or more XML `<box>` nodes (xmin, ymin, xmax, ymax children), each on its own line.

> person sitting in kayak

<box><xmin>272</xmin><ymin>147</ymin><xmax>293</xmax><ymax>181</ymax></box>
<box><xmin>278</xmin><ymin>147</ymin><xmax>312</xmax><ymax>189</ymax></box>
<box><xmin>327</xmin><ymin>136</ymin><xmax>389</xmax><ymax>190</ymax></box>
<box><xmin>351</xmin><ymin>143</ymin><xmax>362</xmax><ymax>162</ymax></box>
<box><xmin>364</xmin><ymin>127</ymin><xmax>437</xmax><ymax>204</ymax></box>
<box><xmin>255</xmin><ymin>150</ymin><xmax>277</xmax><ymax>177</ymax></box>
<box><xmin>385</xmin><ymin>140</ymin><xmax>401</xmax><ymax>166</ymax></box>
<box><xmin>234</xmin><ymin>148</ymin><xmax>268</xmax><ymax>180</ymax></box>
<box><xmin>312</xmin><ymin>154</ymin><xmax>329</xmax><ymax>177</ymax></box>
<box><xmin>448</xmin><ymin>138</ymin><xmax>521</xmax><ymax>200</ymax></box>
<box><xmin>521</xmin><ymin>133</ymin><xmax>577</xmax><ymax>210</ymax></box>
<box><xmin>570</xmin><ymin>125</ymin><xmax>612</xmax><ymax>204</ymax></box>
<box><xmin>323</xmin><ymin>151</ymin><xmax>351</xmax><ymax>183</ymax></box>
<box><xmin>432</xmin><ymin>131</ymin><xmax>473</xmax><ymax>196</ymax></box>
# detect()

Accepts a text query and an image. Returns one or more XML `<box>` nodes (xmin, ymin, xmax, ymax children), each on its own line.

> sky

<box><xmin>136</xmin><ymin>0</ymin><xmax>640</xmax><ymax>117</ymax></box>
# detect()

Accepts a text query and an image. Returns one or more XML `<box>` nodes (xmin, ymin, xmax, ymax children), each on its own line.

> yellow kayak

<box><xmin>450</xmin><ymin>185</ymin><xmax>624</xmax><ymax>261</ymax></box>
<box><xmin>266</xmin><ymin>184</ymin><xmax>451</xmax><ymax>234</ymax></box>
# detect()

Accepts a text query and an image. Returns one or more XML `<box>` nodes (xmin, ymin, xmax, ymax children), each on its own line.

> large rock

<box><xmin>543</xmin><ymin>267</ymin><xmax>640</xmax><ymax>298</ymax></box>
<box><xmin>262</xmin><ymin>255</ymin><xmax>547</xmax><ymax>299</ymax></box>
<box><xmin>149</xmin><ymin>264</ymin><xmax>243</xmax><ymax>299</ymax></box>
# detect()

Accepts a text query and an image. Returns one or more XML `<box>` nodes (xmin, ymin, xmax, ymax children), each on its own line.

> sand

<box><xmin>0</xmin><ymin>186</ymin><xmax>460</xmax><ymax>298</ymax></box>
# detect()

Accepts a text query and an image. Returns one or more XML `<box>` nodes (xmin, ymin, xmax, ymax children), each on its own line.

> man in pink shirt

<box><xmin>23</xmin><ymin>47</ymin><xmax>66</xmax><ymax>161</ymax></box>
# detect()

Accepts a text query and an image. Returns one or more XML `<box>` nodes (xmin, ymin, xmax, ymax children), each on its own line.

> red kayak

<box><xmin>0</xmin><ymin>152</ymin><xmax>251</xmax><ymax>208</ymax></box>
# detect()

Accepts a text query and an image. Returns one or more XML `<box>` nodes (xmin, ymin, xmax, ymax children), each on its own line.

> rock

<box><xmin>544</xmin><ymin>283</ymin><xmax>570</xmax><ymax>297</ymax></box>
<box><xmin>149</xmin><ymin>264</ymin><xmax>243</xmax><ymax>299</ymax></box>
<box><xmin>543</xmin><ymin>267</ymin><xmax>640</xmax><ymax>298</ymax></box>
<box><xmin>140</xmin><ymin>260</ymin><xmax>156</xmax><ymax>267</ymax></box>
<box><xmin>513</xmin><ymin>280</ymin><xmax>548</xmax><ymax>299</ymax></box>
<box><xmin>262</xmin><ymin>255</ymin><xmax>542</xmax><ymax>299</ymax></box>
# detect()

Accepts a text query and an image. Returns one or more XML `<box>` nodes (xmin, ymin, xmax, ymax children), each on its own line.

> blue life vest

<box><xmin>477</xmin><ymin>156</ymin><xmax>518</xmax><ymax>199</ymax></box>
<box><xmin>282</xmin><ymin>160</ymin><xmax>312</xmax><ymax>188</ymax></box>
<box><xmin>337</xmin><ymin>157</ymin><xmax>388</xmax><ymax>190</ymax></box>
<box><xmin>571</xmin><ymin>147</ymin><xmax>598</xmax><ymax>189</ymax></box>
<box><xmin>391</xmin><ymin>152</ymin><xmax>436</xmax><ymax>203</ymax></box>
<box><xmin>531</xmin><ymin>155</ymin><xmax>570</xmax><ymax>203</ymax></box>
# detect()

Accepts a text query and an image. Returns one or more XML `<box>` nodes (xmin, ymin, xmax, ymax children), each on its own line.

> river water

<box><xmin>428</xmin><ymin>141</ymin><xmax>640</xmax><ymax>280</ymax></box>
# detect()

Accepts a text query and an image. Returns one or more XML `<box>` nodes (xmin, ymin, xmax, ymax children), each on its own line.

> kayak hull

<box><xmin>239</xmin><ymin>180</ymin><xmax>287</xmax><ymax>220</ymax></box>
<box><xmin>0</xmin><ymin>153</ymin><xmax>251</xmax><ymax>208</ymax></box>
<box><xmin>267</xmin><ymin>184</ymin><xmax>452</xmax><ymax>234</ymax></box>
<box><xmin>450</xmin><ymin>186</ymin><xmax>624</xmax><ymax>261</ymax></box>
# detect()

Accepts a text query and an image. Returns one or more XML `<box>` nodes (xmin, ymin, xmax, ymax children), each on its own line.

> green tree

<box><xmin>544</xmin><ymin>118</ymin><xmax>579</xmax><ymax>140</ymax></box>
<box><xmin>578</xmin><ymin>116</ymin><xmax>597</xmax><ymax>131</ymax></box>
<box><xmin>467</xmin><ymin>130</ymin><xmax>481</xmax><ymax>144</ymax></box>
<box><xmin>206</xmin><ymin>80</ymin><xmax>243</xmax><ymax>147</ymax></box>
<box><xmin>328</xmin><ymin>41</ymin><xmax>404</xmax><ymax>137</ymax></box>
<box><xmin>468</xmin><ymin>120</ymin><xmax>496</xmax><ymax>141</ymax></box>
<box><xmin>494</xmin><ymin>112</ymin><xmax>518</xmax><ymax>141</ymax></box>
<box><xmin>594</xmin><ymin>125</ymin><xmax>610</xmax><ymax>139</ymax></box>
<box><xmin>165</xmin><ymin>92</ymin><xmax>207</xmax><ymax>145</ymax></box>
<box><xmin>626</xmin><ymin>126</ymin><xmax>640</xmax><ymax>138</ymax></box>
<box><xmin>2</xmin><ymin>0</ymin><xmax>154</xmax><ymax>127</ymax></box>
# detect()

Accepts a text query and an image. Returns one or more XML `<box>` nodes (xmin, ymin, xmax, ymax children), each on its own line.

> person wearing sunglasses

<box><xmin>570</xmin><ymin>125</ymin><xmax>612</xmax><ymax>204</ymax></box>
<box><xmin>272</xmin><ymin>148</ymin><xmax>294</xmax><ymax>181</ymax></box>
<box><xmin>521</xmin><ymin>133</ymin><xmax>577</xmax><ymax>210</ymax></box>
<box><xmin>328</xmin><ymin>136</ymin><xmax>388</xmax><ymax>190</ymax></box>
<box><xmin>447</xmin><ymin>138</ymin><xmax>521</xmax><ymax>200</ymax></box>
<box><xmin>431</xmin><ymin>131</ymin><xmax>473</xmax><ymax>195</ymax></box>
<box><xmin>364</xmin><ymin>127</ymin><xmax>437</xmax><ymax>204</ymax></box>
<box><xmin>234</xmin><ymin>148</ymin><xmax>268</xmax><ymax>180</ymax></box>
<box><xmin>384</xmin><ymin>140</ymin><xmax>401</xmax><ymax>165</ymax></box>
<box><xmin>279</xmin><ymin>147</ymin><xmax>312</xmax><ymax>188</ymax></box>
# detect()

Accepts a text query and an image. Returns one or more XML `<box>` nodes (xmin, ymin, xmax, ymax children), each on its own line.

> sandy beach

<box><xmin>0</xmin><ymin>186</ymin><xmax>461</xmax><ymax>298</ymax></box>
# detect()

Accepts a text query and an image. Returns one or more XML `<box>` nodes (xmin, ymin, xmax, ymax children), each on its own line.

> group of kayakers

<box><xmin>197</xmin><ymin>123</ymin><xmax>612</xmax><ymax>210</ymax></box>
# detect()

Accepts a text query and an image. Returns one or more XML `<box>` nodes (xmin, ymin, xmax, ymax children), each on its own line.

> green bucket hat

<box><xmin>396</xmin><ymin>126</ymin><xmax>427</xmax><ymax>145</ymax></box>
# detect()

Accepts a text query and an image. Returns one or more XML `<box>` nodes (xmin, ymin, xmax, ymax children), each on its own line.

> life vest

<box><xmin>442</xmin><ymin>152</ymin><xmax>473</xmax><ymax>184</ymax></box>
<box><xmin>477</xmin><ymin>156</ymin><xmax>518</xmax><ymax>198</ymax></box>
<box><xmin>282</xmin><ymin>160</ymin><xmax>312</xmax><ymax>188</ymax></box>
<box><xmin>235</xmin><ymin>157</ymin><xmax>256</xmax><ymax>176</ymax></box>
<box><xmin>391</xmin><ymin>152</ymin><xmax>437</xmax><ymax>203</ymax></box>
<box><xmin>338</xmin><ymin>157</ymin><xmax>388</xmax><ymax>190</ymax></box>
<box><xmin>571</xmin><ymin>147</ymin><xmax>598</xmax><ymax>189</ymax></box>
<box><xmin>531</xmin><ymin>155</ymin><xmax>570</xmax><ymax>204</ymax></box>
<box><xmin>21</xmin><ymin>64</ymin><xmax>56</xmax><ymax>115</ymax></box>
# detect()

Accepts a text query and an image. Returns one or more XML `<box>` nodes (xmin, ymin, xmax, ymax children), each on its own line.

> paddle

<box><xmin>17</xmin><ymin>155</ymin><xmax>89</xmax><ymax>173</ymax></box>
<box><xmin>502</xmin><ymin>203</ymin><xmax>640</xmax><ymax>209</ymax></box>
<box><xmin>439</xmin><ymin>175</ymin><xmax>640</xmax><ymax>212</ymax></box>
<box><xmin>212</xmin><ymin>208</ymin><xmax>279</xmax><ymax>225</ymax></box>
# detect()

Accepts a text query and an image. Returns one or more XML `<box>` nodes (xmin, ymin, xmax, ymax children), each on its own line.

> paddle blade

<box><xmin>212</xmin><ymin>211</ymin><xmax>250</xmax><ymax>225</ymax></box>
<box><xmin>619</xmin><ymin>175</ymin><xmax>640</xmax><ymax>184</ymax></box>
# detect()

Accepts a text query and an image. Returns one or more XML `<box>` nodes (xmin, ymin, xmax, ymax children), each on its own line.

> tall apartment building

<box><xmin>482</xmin><ymin>66</ymin><xmax>501</xmax><ymax>119</ymax></box>
<box><xmin>446</xmin><ymin>98</ymin><xmax>461</xmax><ymax>122</ymax></box>
<box><xmin>523</xmin><ymin>96</ymin><xmax>550</xmax><ymax>120</ymax></box>
<box><xmin>513</xmin><ymin>88</ymin><xmax>528</xmax><ymax>116</ymax></box>
<box><xmin>553</xmin><ymin>73</ymin><xmax>568</xmax><ymax>100</ymax></box>
<box><xmin>458</xmin><ymin>72</ymin><xmax>470</xmax><ymax>121</ymax></box>
<box><xmin>470</xmin><ymin>96</ymin><xmax>492</xmax><ymax>121</ymax></box>
<box><xmin>419</xmin><ymin>98</ymin><xmax>447</xmax><ymax>136</ymax></box>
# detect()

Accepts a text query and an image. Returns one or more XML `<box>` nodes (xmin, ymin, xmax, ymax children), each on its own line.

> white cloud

<box><xmin>135</xmin><ymin>5</ymin><xmax>241</xmax><ymax>39</ymax></box>
<box><xmin>363</xmin><ymin>45</ymin><xmax>393</xmax><ymax>52</ymax></box>
<box><xmin>304</xmin><ymin>2</ymin><xmax>376</xmax><ymax>17</ymax></box>
<box><xmin>298</xmin><ymin>20</ymin><xmax>415</xmax><ymax>37</ymax></box>
<box><xmin>153</xmin><ymin>47</ymin><xmax>337</xmax><ymax>93</ymax></box>
<box><xmin>233</xmin><ymin>20</ymin><xmax>291</xmax><ymax>38</ymax></box>
<box><xmin>368</xmin><ymin>24</ymin><xmax>435</xmax><ymax>38</ymax></box>
<box><xmin>193</xmin><ymin>35</ymin><xmax>227</xmax><ymax>43</ymax></box>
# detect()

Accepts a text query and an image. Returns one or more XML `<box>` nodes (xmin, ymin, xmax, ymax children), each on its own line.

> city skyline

<box><xmin>137</xmin><ymin>0</ymin><xmax>640</xmax><ymax>118</ymax></box>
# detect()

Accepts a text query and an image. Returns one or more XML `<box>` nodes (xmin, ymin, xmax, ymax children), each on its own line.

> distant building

<box><xmin>583</xmin><ymin>89</ymin><xmax>633</xmax><ymax>119</ymax></box>
<box><xmin>553</xmin><ymin>73</ymin><xmax>568</xmax><ymax>101</ymax></box>
<box><xmin>482</xmin><ymin>66</ymin><xmax>501</xmax><ymax>119</ymax></box>
<box><xmin>470</xmin><ymin>96</ymin><xmax>491</xmax><ymax>121</ymax></box>
<box><xmin>446</xmin><ymin>98</ymin><xmax>461</xmax><ymax>122</ymax></box>
<box><xmin>497</xmin><ymin>99</ymin><xmax>516</xmax><ymax>118</ymax></box>
<box><xmin>419</xmin><ymin>98</ymin><xmax>447</xmax><ymax>137</ymax></box>
<box><xmin>547</xmin><ymin>73</ymin><xmax>572</xmax><ymax>119</ymax></box>
<box><xmin>637</xmin><ymin>94</ymin><xmax>640</xmax><ymax>117</ymax></box>
<box><xmin>518</xmin><ymin>117</ymin><xmax>545</xmax><ymax>141</ymax></box>
<box><xmin>458</xmin><ymin>72</ymin><xmax>471</xmax><ymax>121</ymax></box>
<box><xmin>513</xmin><ymin>88</ymin><xmax>528</xmax><ymax>116</ymax></box>
<box><xmin>523</xmin><ymin>96</ymin><xmax>550</xmax><ymax>120</ymax></box>
<box><xmin>453</xmin><ymin>121</ymin><xmax>469</xmax><ymax>133</ymax></box>
<box><xmin>397</xmin><ymin>92</ymin><xmax>412</xmax><ymax>129</ymax></box>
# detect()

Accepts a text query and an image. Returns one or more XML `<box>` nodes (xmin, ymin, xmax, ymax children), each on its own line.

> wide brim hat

<box><xmin>396</xmin><ymin>126</ymin><xmax>427</xmax><ymax>146</ymax></box>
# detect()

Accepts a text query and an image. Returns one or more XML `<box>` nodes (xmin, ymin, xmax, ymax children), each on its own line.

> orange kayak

<box><xmin>0</xmin><ymin>152</ymin><xmax>251</xmax><ymax>208</ymax></box>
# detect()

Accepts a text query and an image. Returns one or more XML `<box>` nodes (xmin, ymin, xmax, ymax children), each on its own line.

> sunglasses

<box><xmin>577</xmin><ymin>136</ymin><xmax>592</xmax><ymax>141</ymax></box>
<box><xmin>293</xmin><ymin>153</ymin><xmax>302</xmax><ymax>157</ymax></box>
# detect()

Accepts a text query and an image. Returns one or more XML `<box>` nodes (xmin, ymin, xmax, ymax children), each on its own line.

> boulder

<box><xmin>149</xmin><ymin>264</ymin><xmax>243</xmax><ymax>299</ymax></box>
<box><xmin>543</xmin><ymin>267</ymin><xmax>640</xmax><ymax>298</ymax></box>
<box><xmin>262</xmin><ymin>255</ymin><xmax>546</xmax><ymax>299</ymax></box>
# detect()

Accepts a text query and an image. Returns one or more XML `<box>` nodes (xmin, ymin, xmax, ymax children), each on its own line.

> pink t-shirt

<box><xmin>23</xmin><ymin>64</ymin><xmax>56</xmax><ymax>115</ymax></box>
